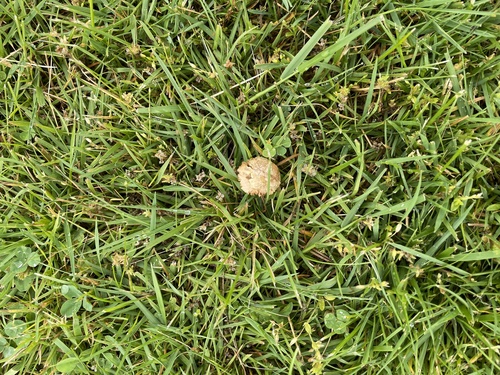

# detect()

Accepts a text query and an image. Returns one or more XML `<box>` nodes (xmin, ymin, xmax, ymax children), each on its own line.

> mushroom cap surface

<box><xmin>237</xmin><ymin>157</ymin><xmax>280</xmax><ymax>196</ymax></box>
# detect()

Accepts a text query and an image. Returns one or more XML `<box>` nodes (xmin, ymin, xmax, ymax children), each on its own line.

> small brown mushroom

<box><xmin>237</xmin><ymin>157</ymin><xmax>280</xmax><ymax>196</ymax></box>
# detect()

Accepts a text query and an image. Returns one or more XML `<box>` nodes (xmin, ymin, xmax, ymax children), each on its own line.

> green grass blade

<box><xmin>280</xmin><ymin>18</ymin><xmax>332</xmax><ymax>79</ymax></box>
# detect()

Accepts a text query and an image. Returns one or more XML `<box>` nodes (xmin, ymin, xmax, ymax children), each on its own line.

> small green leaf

<box><xmin>11</xmin><ymin>260</ymin><xmax>28</xmax><ymax>274</ymax></box>
<box><xmin>99</xmin><ymin>353</ymin><xmax>117</xmax><ymax>370</ymax></box>
<box><xmin>61</xmin><ymin>285</ymin><xmax>82</xmax><ymax>299</ymax></box>
<box><xmin>35</xmin><ymin>86</ymin><xmax>46</xmax><ymax>106</ymax></box>
<box><xmin>11</xmin><ymin>247</ymin><xmax>40</xmax><ymax>273</ymax></box>
<box><xmin>4</xmin><ymin>320</ymin><xmax>24</xmax><ymax>338</ymax></box>
<box><xmin>276</xmin><ymin>146</ymin><xmax>287</xmax><ymax>156</ymax></box>
<box><xmin>272</xmin><ymin>135</ymin><xmax>291</xmax><ymax>147</ymax></box>
<box><xmin>19</xmin><ymin>131</ymin><xmax>32</xmax><ymax>141</ymax></box>
<box><xmin>324</xmin><ymin>309</ymin><xmax>350</xmax><ymax>334</ymax></box>
<box><xmin>0</xmin><ymin>337</ymin><xmax>8</xmax><ymax>350</ymax></box>
<box><xmin>17</xmin><ymin>246</ymin><xmax>32</xmax><ymax>258</ymax></box>
<box><xmin>324</xmin><ymin>313</ymin><xmax>337</xmax><ymax>329</ymax></box>
<box><xmin>60</xmin><ymin>299</ymin><xmax>82</xmax><ymax>317</ymax></box>
<box><xmin>318</xmin><ymin>298</ymin><xmax>325</xmax><ymax>312</ymax></box>
<box><xmin>262</xmin><ymin>142</ymin><xmax>276</xmax><ymax>158</ymax></box>
<box><xmin>56</xmin><ymin>357</ymin><xmax>81</xmax><ymax>373</ymax></box>
<box><xmin>26</xmin><ymin>252</ymin><xmax>41</xmax><ymax>267</ymax></box>
<box><xmin>15</xmin><ymin>274</ymin><xmax>35</xmax><ymax>292</ymax></box>
<box><xmin>2</xmin><ymin>346</ymin><xmax>15</xmax><ymax>358</ymax></box>
<box><xmin>82</xmin><ymin>296</ymin><xmax>93</xmax><ymax>312</ymax></box>
<box><xmin>451</xmin><ymin>198</ymin><xmax>463</xmax><ymax>211</ymax></box>
<box><xmin>281</xmin><ymin>137</ymin><xmax>291</xmax><ymax>148</ymax></box>
<box><xmin>336</xmin><ymin>309</ymin><xmax>349</xmax><ymax>321</ymax></box>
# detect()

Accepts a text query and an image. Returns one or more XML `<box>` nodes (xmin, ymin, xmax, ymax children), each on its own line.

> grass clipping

<box><xmin>237</xmin><ymin>157</ymin><xmax>280</xmax><ymax>196</ymax></box>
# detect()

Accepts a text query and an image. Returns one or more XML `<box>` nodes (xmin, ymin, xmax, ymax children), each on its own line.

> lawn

<box><xmin>1</xmin><ymin>0</ymin><xmax>500</xmax><ymax>374</ymax></box>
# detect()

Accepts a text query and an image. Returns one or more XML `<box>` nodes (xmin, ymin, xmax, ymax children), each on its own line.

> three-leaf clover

<box><xmin>0</xmin><ymin>320</ymin><xmax>26</xmax><ymax>358</ymax></box>
<box><xmin>60</xmin><ymin>285</ymin><xmax>93</xmax><ymax>317</ymax></box>
<box><xmin>10</xmin><ymin>247</ymin><xmax>41</xmax><ymax>292</ymax></box>
<box><xmin>262</xmin><ymin>135</ymin><xmax>292</xmax><ymax>158</ymax></box>
<box><xmin>324</xmin><ymin>309</ymin><xmax>350</xmax><ymax>334</ymax></box>
<box><xmin>11</xmin><ymin>247</ymin><xmax>40</xmax><ymax>274</ymax></box>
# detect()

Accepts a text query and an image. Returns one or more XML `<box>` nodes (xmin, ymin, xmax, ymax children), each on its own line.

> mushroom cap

<box><xmin>237</xmin><ymin>157</ymin><xmax>280</xmax><ymax>196</ymax></box>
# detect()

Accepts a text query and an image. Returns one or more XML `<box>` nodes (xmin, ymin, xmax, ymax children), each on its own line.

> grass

<box><xmin>1</xmin><ymin>0</ymin><xmax>500</xmax><ymax>373</ymax></box>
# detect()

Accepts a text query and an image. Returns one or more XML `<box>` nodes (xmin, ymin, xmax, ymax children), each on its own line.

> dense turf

<box><xmin>1</xmin><ymin>0</ymin><xmax>500</xmax><ymax>374</ymax></box>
